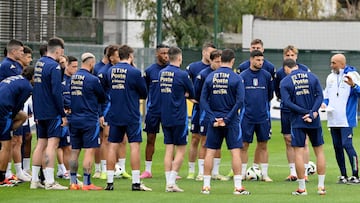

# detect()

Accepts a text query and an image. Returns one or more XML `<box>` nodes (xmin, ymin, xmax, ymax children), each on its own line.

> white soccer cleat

<box><xmin>30</xmin><ymin>181</ymin><xmax>45</xmax><ymax>189</ymax></box>
<box><xmin>166</xmin><ymin>184</ymin><xmax>184</xmax><ymax>192</ymax></box>
<box><xmin>45</xmin><ymin>182</ymin><xmax>68</xmax><ymax>190</ymax></box>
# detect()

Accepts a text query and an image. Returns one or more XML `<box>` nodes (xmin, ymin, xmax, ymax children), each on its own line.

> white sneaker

<box><xmin>30</xmin><ymin>181</ymin><xmax>45</xmax><ymax>189</ymax></box>
<box><xmin>16</xmin><ymin>173</ymin><xmax>31</xmax><ymax>182</ymax></box>
<box><xmin>195</xmin><ymin>174</ymin><xmax>204</xmax><ymax>181</ymax></box>
<box><xmin>23</xmin><ymin>170</ymin><xmax>32</xmax><ymax>178</ymax></box>
<box><xmin>166</xmin><ymin>184</ymin><xmax>184</xmax><ymax>192</ymax></box>
<box><xmin>92</xmin><ymin>171</ymin><xmax>101</xmax><ymax>179</ymax></box>
<box><xmin>45</xmin><ymin>182</ymin><xmax>68</xmax><ymax>190</ymax></box>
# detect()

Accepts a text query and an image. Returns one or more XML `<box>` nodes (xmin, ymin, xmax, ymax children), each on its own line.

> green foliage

<box><xmin>57</xmin><ymin>0</ymin><xmax>93</xmax><ymax>17</ymax></box>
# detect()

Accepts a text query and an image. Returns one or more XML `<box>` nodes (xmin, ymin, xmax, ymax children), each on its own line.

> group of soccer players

<box><xmin>1</xmin><ymin>37</ymin><xmax>360</xmax><ymax>196</ymax></box>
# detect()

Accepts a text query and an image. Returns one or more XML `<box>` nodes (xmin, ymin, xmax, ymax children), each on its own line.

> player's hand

<box><xmin>99</xmin><ymin>116</ymin><xmax>105</xmax><ymax>128</ymax></box>
<box><xmin>302</xmin><ymin>114</ymin><xmax>312</xmax><ymax>123</ymax></box>
<box><xmin>215</xmin><ymin>118</ymin><xmax>226</xmax><ymax>127</ymax></box>
<box><xmin>61</xmin><ymin>117</ymin><xmax>68</xmax><ymax>126</ymax></box>
<box><xmin>344</xmin><ymin>75</ymin><xmax>355</xmax><ymax>87</ymax></box>
<box><xmin>184</xmin><ymin>92</ymin><xmax>189</xmax><ymax>97</ymax></box>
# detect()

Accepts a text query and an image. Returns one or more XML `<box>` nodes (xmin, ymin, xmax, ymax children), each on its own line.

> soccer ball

<box><xmin>114</xmin><ymin>163</ymin><xmax>123</xmax><ymax>178</ymax></box>
<box><xmin>246</xmin><ymin>166</ymin><xmax>262</xmax><ymax>181</ymax></box>
<box><xmin>307</xmin><ymin>161</ymin><xmax>316</xmax><ymax>175</ymax></box>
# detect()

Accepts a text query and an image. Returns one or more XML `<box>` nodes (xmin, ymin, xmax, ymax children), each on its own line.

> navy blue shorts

<box><xmin>162</xmin><ymin>125</ymin><xmax>188</xmax><ymax>145</ymax></box>
<box><xmin>0</xmin><ymin>116</ymin><xmax>12</xmax><ymax>141</ymax></box>
<box><xmin>191</xmin><ymin>104</ymin><xmax>200</xmax><ymax>133</ymax></box>
<box><xmin>70</xmin><ymin>123</ymin><xmax>100</xmax><ymax>149</ymax></box>
<box><xmin>23</xmin><ymin>125</ymin><xmax>30</xmax><ymax>134</ymax></box>
<box><xmin>199</xmin><ymin>118</ymin><xmax>209</xmax><ymax>136</ymax></box>
<box><xmin>108</xmin><ymin>123</ymin><xmax>142</xmax><ymax>143</ymax></box>
<box><xmin>36</xmin><ymin>118</ymin><xmax>63</xmax><ymax>139</ymax></box>
<box><xmin>13</xmin><ymin>126</ymin><xmax>23</xmax><ymax>136</ymax></box>
<box><xmin>291</xmin><ymin>127</ymin><xmax>324</xmax><ymax>147</ymax></box>
<box><xmin>241</xmin><ymin>119</ymin><xmax>271</xmax><ymax>143</ymax></box>
<box><xmin>205</xmin><ymin>122</ymin><xmax>243</xmax><ymax>150</ymax></box>
<box><xmin>59</xmin><ymin>126</ymin><xmax>71</xmax><ymax>148</ymax></box>
<box><xmin>280</xmin><ymin>111</ymin><xmax>291</xmax><ymax>135</ymax></box>
<box><xmin>143</xmin><ymin>113</ymin><xmax>161</xmax><ymax>134</ymax></box>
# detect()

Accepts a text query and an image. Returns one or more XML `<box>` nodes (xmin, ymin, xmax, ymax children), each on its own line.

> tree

<box><xmin>57</xmin><ymin>0</ymin><xmax>92</xmax><ymax>17</ymax></box>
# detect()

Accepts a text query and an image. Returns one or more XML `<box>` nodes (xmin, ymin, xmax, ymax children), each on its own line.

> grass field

<box><xmin>2</xmin><ymin>120</ymin><xmax>360</xmax><ymax>202</ymax></box>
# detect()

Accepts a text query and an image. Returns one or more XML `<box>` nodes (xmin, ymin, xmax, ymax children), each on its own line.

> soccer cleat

<box><xmin>176</xmin><ymin>175</ymin><xmax>182</xmax><ymax>180</ymax></box>
<box><xmin>195</xmin><ymin>174</ymin><xmax>203</xmax><ymax>181</ymax></box>
<box><xmin>233</xmin><ymin>187</ymin><xmax>250</xmax><ymax>195</ymax></box>
<box><xmin>317</xmin><ymin>187</ymin><xmax>326</xmax><ymax>195</ymax></box>
<box><xmin>92</xmin><ymin>171</ymin><xmax>101</xmax><ymax>179</ymax></box>
<box><xmin>212</xmin><ymin>174</ymin><xmax>230</xmax><ymax>181</ymax></box>
<box><xmin>115</xmin><ymin>171</ymin><xmax>132</xmax><ymax>179</ymax></box>
<box><xmin>77</xmin><ymin>179</ymin><xmax>83</xmax><ymax>187</ymax></box>
<box><xmin>347</xmin><ymin>176</ymin><xmax>360</xmax><ymax>184</ymax></box>
<box><xmin>291</xmin><ymin>189</ymin><xmax>307</xmax><ymax>195</ymax></box>
<box><xmin>0</xmin><ymin>179</ymin><xmax>17</xmax><ymax>187</ymax></box>
<box><xmin>30</xmin><ymin>181</ymin><xmax>44</xmax><ymax>189</ymax></box>
<box><xmin>7</xmin><ymin>174</ymin><xmax>21</xmax><ymax>184</ymax></box>
<box><xmin>165</xmin><ymin>184</ymin><xmax>184</xmax><ymax>192</ymax></box>
<box><xmin>45</xmin><ymin>182</ymin><xmax>68</xmax><ymax>190</ymax></box>
<box><xmin>100</xmin><ymin>172</ymin><xmax>107</xmax><ymax>180</ymax></box>
<box><xmin>16</xmin><ymin>173</ymin><xmax>31</xmax><ymax>182</ymax></box>
<box><xmin>305</xmin><ymin>175</ymin><xmax>309</xmax><ymax>182</ymax></box>
<box><xmin>22</xmin><ymin>170</ymin><xmax>32</xmax><ymax>178</ymax></box>
<box><xmin>186</xmin><ymin>172</ymin><xmax>195</xmax><ymax>180</ymax></box>
<box><xmin>201</xmin><ymin>186</ymin><xmax>211</xmax><ymax>195</ymax></box>
<box><xmin>285</xmin><ymin>175</ymin><xmax>297</xmax><ymax>181</ymax></box>
<box><xmin>140</xmin><ymin>171</ymin><xmax>153</xmax><ymax>179</ymax></box>
<box><xmin>132</xmin><ymin>183</ymin><xmax>152</xmax><ymax>191</ymax></box>
<box><xmin>82</xmin><ymin>184</ymin><xmax>102</xmax><ymax>191</ymax></box>
<box><xmin>337</xmin><ymin>176</ymin><xmax>347</xmax><ymax>184</ymax></box>
<box><xmin>70</xmin><ymin>183</ymin><xmax>81</xmax><ymax>190</ymax></box>
<box><xmin>261</xmin><ymin>176</ymin><xmax>273</xmax><ymax>182</ymax></box>
<box><xmin>104</xmin><ymin>183</ymin><xmax>114</xmax><ymax>191</ymax></box>
<box><xmin>226</xmin><ymin>170</ymin><xmax>234</xmax><ymax>178</ymax></box>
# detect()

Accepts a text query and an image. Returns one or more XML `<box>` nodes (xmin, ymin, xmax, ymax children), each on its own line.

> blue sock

<box><xmin>84</xmin><ymin>173</ymin><xmax>91</xmax><ymax>185</ymax></box>
<box><xmin>70</xmin><ymin>173</ymin><xmax>77</xmax><ymax>184</ymax></box>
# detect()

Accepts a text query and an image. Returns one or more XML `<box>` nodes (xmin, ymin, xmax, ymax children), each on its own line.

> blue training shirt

<box><xmin>159</xmin><ymin>64</ymin><xmax>195</xmax><ymax>126</ymax></box>
<box><xmin>236</xmin><ymin>59</ymin><xmax>275</xmax><ymax>78</ymax></box>
<box><xmin>0</xmin><ymin>75</ymin><xmax>32</xmax><ymax>118</ymax></box>
<box><xmin>93</xmin><ymin>60</ymin><xmax>106</xmax><ymax>76</ymax></box>
<box><xmin>107</xmin><ymin>62</ymin><xmax>147</xmax><ymax>126</ymax></box>
<box><xmin>62</xmin><ymin>74</ymin><xmax>72</xmax><ymax>110</ymax></box>
<box><xmin>33</xmin><ymin>56</ymin><xmax>66</xmax><ymax>120</ymax></box>
<box><xmin>200</xmin><ymin>67</ymin><xmax>245</xmax><ymax>125</ymax></box>
<box><xmin>97</xmin><ymin>63</ymin><xmax>113</xmax><ymax>116</ymax></box>
<box><xmin>70</xmin><ymin>68</ymin><xmax>106</xmax><ymax>126</ymax></box>
<box><xmin>280</xmin><ymin>69</ymin><xmax>323</xmax><ymax>128</ymax></box>
<box><xmin>0</xmin><ymin>57</ymin><xmax>23</xmax><ymax>81</ymax></box>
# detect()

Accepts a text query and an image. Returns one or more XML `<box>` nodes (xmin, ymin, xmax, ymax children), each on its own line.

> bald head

<box><xmin>330</xmin><ymin>54</ymin><xmax>346</xmax><ymax>73</ymax></box>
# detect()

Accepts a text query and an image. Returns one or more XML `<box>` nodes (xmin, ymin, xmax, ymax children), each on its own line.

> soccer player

<box><xmin>274</xmin><ymin>45</ymin><xmax>311</xmax><ymax>181</ymax></box>
<box><xmin>31</xmin><ymin>37</ymin><xmax>68</xmax><ymax>190</ymax></box>
<box><xmin>321</xmin><ymin>54</ymin><xmax>360</xmax><ymax>184</ymax></box>
<box><xmin>159</xmin><ymin>46</ymin><xmax>194</xmax><ymax>192</ymax></box>
<box><xmin>280</xmin><ymin>59</ymin><xmax>326</xmax><ymax>195</ymax></box>
<box><xmin>93</xmin><ymin>45</ymin><xmax>110</xmax><ymax>76</ymax></box>
<box><xmin>0</xmin><ymin>39</ymin><xmax>24</xmax><ymax>81</ymax></box>
<box><xmin>0</xmin><ymin>67</ymin><xmax>34</xmax><ymax>187</ymax></box>
<box><xmin>68</xmin><ymin>52</ymin><xmax>106</xmax><ymax>191</ymax></box>
<box><xmin>104</xmin><ymin>45</ymin><xmax>150</xmax><ymax>191</ymax></box>
<box><xmin>140</xmin><ymin>44</ymin><xmax>169</xmax><ymax>179</ymax></box>
<box><xmin>239</xmin><ymin>50</ymin><xmax>274</xmax><ymax>182</ymax></box>
<box><xmin>193</xmin><ymin>50</ymin><xmax>228</xmax><ymax>181</ymax></box>
<box><xmin>200</xmin><ymin>48</ymin><xmax>249</xmax><ymax>195</ymax></box>
<box><xmin>186</xmin><ymin>42</ymin><xmax>216</xmax><ymax>180</ymax></box>
<box><xmin>56</xmin><ymin>55</ymin><xmax>79</xmax><ymax>179</ymax></box>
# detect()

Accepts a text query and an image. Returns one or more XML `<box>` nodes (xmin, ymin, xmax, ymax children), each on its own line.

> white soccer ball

<box><xmin>246</xmin><ymin>166</ymin><xmax>262</xmax><ymax>181</ymax></box>
<box><xmin>307</xmin><ymin>161</ymin><xmax>316</xmax><ymax>175</ymax></box>
<box><xmin>114</xmin><ymin>163</ymin><xmax>123</xmax><ymax>178</ymax></box>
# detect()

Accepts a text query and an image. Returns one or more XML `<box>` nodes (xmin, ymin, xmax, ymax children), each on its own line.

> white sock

<box><xmin>107</xmin><ymin>170</ymin><xmax>114</xmax><ymax>183</ymax></box>
<box><xmin>60</xmin><ymin>164</ymin><xmax>67</xmax><ymax>173</ymax></box>
<box><xmin>145</xmin><ymin>161</ymin><xmax>152</xmax><ymax>173</ymax></box>
<box><xmin>23</xmin><ymin>158</ymin><xmax>31</xmax><ymax>171</ymax></box>
<box><xmin>198</xmin><ymin>159</ymin><xmax>204</xmax><ymax>175</ymax></box>
<box><xmin>95</xmin><ymin>163</ymin><xmax>101</xmax><ymax>172</ymax></box>
<box><xmin>203</xmin><ymin>175</ymin><xmax>211</xmax><ymax>188</ymax></box>
<box><xmin>101</xmin><ymin>160</ymin><xmax>107</xmax><ymax>172</ymax></box>
<box><xmin>31</xmin><ymin>166</ymin><xmax>41</xmax><ymax>182</ymax></box>
<box><xmin>45</xmin><ymin>167</ymin><xmax>55</xmax><ymax>184</ymax></box>
<box><xmin>118</xmin><ymin>158</ymin><xmax>126</xmax><ymax>171</ymax></box>
<box><xmin>304</xmin><ymin>163</ymin><xmax>310</xmax><ymax>176</ymax></box>
<box><xmin>261</xmin><ymin>163</ymin><xmax>269</xmax><ymax>178</ymax></box>
<box><xmin>165</xmin><ymin>171</ymin><xmax>170</xmax><ymax>185</ymax></box>
<box><xmin>5</xmin><ymin>162</ymin><xmax>12</xmax><ymax>178</ymax></box>
<box><xmin>318</xmin><ymin>175</ymin><xmax>325</xmax><ymax>188</ymax></box>
<box><xmin>298</xmin><ymin>179</ymin><xmax>306</xmax><ymax>190</ymax></box>
<box><xmin>212</xmin><ymin>158</ymin><xmax>221</xmax><ymax>176</ymax></box>
<box><xmin>253</xmin><ymin>163</ymin><xmax>259</xmax><ymax>168</ymax></box>
<box><xmin>14</xmin><ymin>163</ymin><xmax>23</xmax><ymax>175</ymax></box>
<box><xmin>169</xmin><ymin>170</ymin><xmax>178</xmax><ymax>185</ymax></box>
<box><xmin>289</xmin><ymin>163</ymin><xmax>297</xmax><ymax>176</ymax></box>
<box><xmin>241</xmin><ymin>163</ymin><xmax>247</xmax><ymax>179</ymax></box>
<box><xmin>188</xmin><ymin>162</ymin><xmax>195</xmax><ymax>173</ymax></box>
<box><xmin>132</xmin><ymin>170</ymin><xmax>140</xmax><ymax>184</ymax></box>
<box><xmin>57</xmin><ymin>164</ymin><xmax>64</xmax><ymax>174</ymax></box>
<box><xmin>234</xmin><ymin>175</ymin><xmax>242</xmax><ymax>188</ymax></box>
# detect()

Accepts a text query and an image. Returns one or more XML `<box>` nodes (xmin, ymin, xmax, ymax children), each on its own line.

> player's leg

<box><xmin>240</xmin><ymin>121</ymin><xmax>254</xmax><ymax>180</ymax></box>
<box><xmin>0</xmin><ymin>121</ymin><xmax>14</xmax><ymax>186</ymax></box>
<box><xmin>23</xmin><ymin>125</ymin><xmax>32</xmax><ymax>174</ymax></box>
<box><xmin>13</xmin><ymin>128</ymin><xmax>30</xmax><ymax>181</ymax></box>
<box><xmin>303</xmin><ymin>136</ymin><xmax>310</xmax><ymax>181</ymax></box>
<box><xmin>105</xmin><ymin>125</ymin><xmax>123</xmax><ymax>190</ymax></box>
<box><xmin>116</xmin><ymin>135</ymin><xmax>131</xmax><ymax>179</ymax></box>
<box><xmin>281</xmin><ymin>111</ymin><xmax>297</xmax><ymax>180</ymax></box>
<box><xmin>254</xmin><ymin>122</ymin><xmax>272</xmax><ymax>181</ymax></box>
<box><xmin>187</xmin><ymin>105</ymin><xmax>201</xmax><ymax>179</ymax></box>
<box><xmin>291</xmin><ymin>128</ymin><xmax>307</xmax><ymax>195</ymax></box>
<box><xmin>100</xmin><ymin>125</ymin><xmax>110</xmax><ymax>179</ymax></box>
<box><xmin>196</xmin><ymin>135</ymin><xmax>207</xmax><ymax>181</ymax></box>
<box><xmin>330</xmin><ymin>128</ymin><xmax>347</xmax><ymax>183</ymax></box>
<box><xmin>341</xmin><ymin>127</ymin><xmax>359</xmax><ymax>183</ymax></box>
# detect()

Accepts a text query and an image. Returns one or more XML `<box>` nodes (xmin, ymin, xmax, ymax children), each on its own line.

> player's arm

<box><xmin>309</xmin><ymin>78</ymin><xmax>324</xmax><ymax>119</ymax></box>
<box><xmin>274</xmin><ymin>70</ymin><xmax>282</xmax><ymax>100</ymax></box>
<box><xmin>280</xmin><ymin>81</ymin><xmax>308</xmax><ymax>115</ymax></box>
<box><xmin>268</xmin><ymin>75</ymin><xmax>274</xmax><ymax>102</ymax></box>
<box><xmin>135</xmin><ymin>71</ymin><xmax>148</xmax><ymax>100</ymax></box>
<box><xmin>346</xmin><ymin>71</ymin><xmax>360</xmax><ymax>97</ymax></box>
<box><xmin>184</xmin><ymin>73</ymin><xmax>195</xmax><ymax>99</ymax></box>
<box><xmin>224</xmin><ymin>77</ymin><xmax>244</xmax><ymax>125</ymax></box>
<box><xmin>200</xmin><ymin>80</ymin><xmax>215</xmax><ymax>124</ymax></box>
<box><xmin>51</xmin><ymin>65</ymin><xmax>66</xmax><ymax>118</ymax></box>
<box><xmin>13</xmin><ymin>86</ymin><xmax>32</xmax><ymax>118</ymax></box>
<box><xmin>193</xmin><ymin>74</ymin><xmax>204</xmax><ymax>102</ymax></box>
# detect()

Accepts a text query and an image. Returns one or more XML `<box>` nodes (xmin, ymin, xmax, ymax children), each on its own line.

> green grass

<box><xmin>2</xmin><ymin>121</ymin><xmax>360</xmax><ymax>202</ymax></box>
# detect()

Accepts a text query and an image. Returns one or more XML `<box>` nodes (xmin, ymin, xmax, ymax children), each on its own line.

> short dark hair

<box><xmin>210</xmin><ymin>50</ymin><xmax>222</xmax><ymax>61</ymax></box>
<box><xmin>118</xmin><ymin>44</ymin><xmax>134</xmax><ymax>60</ymax></box>
<box><xmin>156</xmin><ymin>44</ymin><xmax>169</xmax><ymax>50</ymax></box>
<box><xmin>22</xmin><ymin>66</ymin><xmax>34</xmax><ymax>81</ymax></box>
<box><xmin>221</xmin><ymin>49</ymin><xmax>235</xmax><ymax>63</ymax></box>
<box><xmin>250</xmin><ymin>50</ymin><xmax>264</xmax><ymax>58</ymax></box>
<box><xmin>67</xmin><ymin>56</ymin><xmax>78</xmax><ymax>64</ymax></box>
<box><xmin>251</xmin><ymin>38</ymin><xmax>263</xmax><ymax>46</ymax></box>
<box><xmin>103</xmin><ymin>45</ymin><xmax>111</xmax><ymax>55</ymax></box>
<box><xmin>202</xmin><ymin>42</ymin><xmax>216</xmax><ymax>50</ymax></box>
<box><xmin>6</xmin><ymin>39</ymin><xmax>23</xmax><ymax>53</ymax></box>
<box><xmin>39</xmin><ymin>44</ymin><xmax>47</xmax><ymax>57</ymax></box>
<box><xmin>23</xmin><ymin>46</ymin><xmax>32</xmax><ymax>54</ymax></box>
<box><xmin>283</xmin><ymin>58</ymin><xmax>297</xmax><ymax>69</ymax></box>
<box><xmin>47</xmin><ymin>37</ymin><xmax>64</xmax><ymax>53</ymax></box>
<box><xmin>106</xmin><ymin>45</ymin><xmax>120</xmax><ymax>61</ymax></box>
<box><xmin>168</xmin><ymin>46</ymin><xmax>182</xmax><ymax>62</ymax></box>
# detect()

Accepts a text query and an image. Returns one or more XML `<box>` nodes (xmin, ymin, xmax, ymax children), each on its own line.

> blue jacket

<box><xmin>236</xmin><ymin>59</ymin><xmax>275</xmax><ymax>78</ymax></box>
<box><xmin>0</xmin><ymin>57</ymin><xmax>23</xmax><ymax>81</ymax></box>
